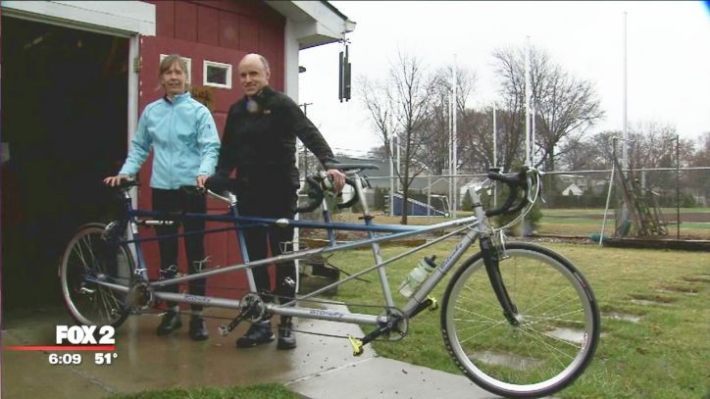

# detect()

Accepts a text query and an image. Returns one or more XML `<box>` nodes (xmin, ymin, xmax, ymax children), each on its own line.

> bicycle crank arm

<box><xmin>218</xmin><ymin>313</ymin><xmax>248</xmax><ymax>336</ymax></box>
<box><xmin>351</xmin><ymin>314</ymin><xmax>406</xmax><ymax>355</ymax></box>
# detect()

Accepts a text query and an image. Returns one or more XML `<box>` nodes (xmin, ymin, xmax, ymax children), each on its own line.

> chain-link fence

<box><xmin>313</xmin><ymin>167</ymin><xmax>710</xmax><ymax>239</ymax></box>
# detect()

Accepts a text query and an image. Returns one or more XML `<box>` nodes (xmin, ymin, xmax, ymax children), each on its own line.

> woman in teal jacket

<box><xmin>105</xmin><ymin>54</ymin><xmax>220</xmax><ymax>341</ymax></box>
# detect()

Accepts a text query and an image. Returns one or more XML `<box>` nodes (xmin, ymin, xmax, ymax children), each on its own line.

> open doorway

<box><xmin>1</xmin><ymin>17</ymin><xmax>128</xmax><ymax>310</ymax></box>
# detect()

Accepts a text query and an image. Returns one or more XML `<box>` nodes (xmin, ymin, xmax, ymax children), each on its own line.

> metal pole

<box><xmin>389</xmin><ymin>133</ymin><xmax>395</xmax><ymax>217</ymax></box>
<box><xmin>600</xmin><ymin>138</ymin><xmax>618</xmax><ymax>246</ymax></box>
<box><xmin>530</xmin><ymin>103</ymin><xmax>537</xmax><ymax>166</ymax></box>
<box><xmin>600</xmin><ymin>164</ymin><xmax>616</xmax><ymax>246</ymax></box>
<box><xmin>525</xmin><ymin>36</ymin><xmax>531</xmax><ymax>167</ymax></box>
<box><xmin>448</xmin><ymin>87</ymin><xmax>453</xmax><ymax>217</ymax></box>
<box><xmin>492</xmin><ymin>102</ymin><xmax>497</xmax><ymax>208</ymax></box>
<box><xmin>621</xmin><ymin>11</ymin><xmax>629</xmax><ymax>224</ymax></box>
<box><xmin>396</xmin><ymin>135</ymin><xmax>401</xmax><ymax>193</ymax></box>
<box><xmin>427</xmin><ymin>173</ymin><xmax>432</xmax><ymax>216</ymax></box>
<box><xmin>452</xmin><ymin>54</ymin><xmax>458</xmax><ymax>218</ymax></box>
<box><xmin>675</xmin><ymin>134</ymin><xmax>680</xmax><ymax>240</ymax></box>
<box><xmin>622</xmin><ymin>12</ymin><xmax>628</xmax><ymax>172</ymax></box>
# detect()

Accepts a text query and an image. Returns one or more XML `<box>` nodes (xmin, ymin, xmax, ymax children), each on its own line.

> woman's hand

<box><xmin>103</xmin><ymin>175</ymin><xmax>130</xmax><ymax>187</ymax></box>
<box><xmin>196</xmin><ymin>174</ymin><xmax>208</xmax><ymax>189</ymax></box>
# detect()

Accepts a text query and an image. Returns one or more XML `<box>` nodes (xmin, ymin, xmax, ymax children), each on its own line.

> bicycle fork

<box><xmin>480</xmin><ymin>235</ymin><xmax>520</xmax><ymax>326</ymax></box>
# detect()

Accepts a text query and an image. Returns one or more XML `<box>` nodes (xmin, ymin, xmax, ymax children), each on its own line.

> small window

<box><xmin>159</xmin><ymin>54</ymin><xmax>192</xmax><ymax>84</ymax></box>
<box><xmin>203</xmin><ymin>60</ymin><xmax>232</xmax><ymax>89</ymax></box>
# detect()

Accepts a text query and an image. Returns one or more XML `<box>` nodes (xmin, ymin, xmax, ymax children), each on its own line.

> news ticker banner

<box><xmin>3</xmin><ymin>325</ymin><xmax>118</xmax><ymax>365</ymax></box>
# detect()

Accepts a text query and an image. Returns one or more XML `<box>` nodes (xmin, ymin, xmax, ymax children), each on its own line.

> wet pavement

<box><xmin>1</xmin><ymin>304</ymin><xmax>495</xmax><ymax>399</ymax></box>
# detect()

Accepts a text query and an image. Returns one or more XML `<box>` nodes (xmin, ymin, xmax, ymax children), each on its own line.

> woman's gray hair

<box><xmin>158</xmin><ymin>54</ymin><xmax>190</xmax><ymax>91</ymax></box>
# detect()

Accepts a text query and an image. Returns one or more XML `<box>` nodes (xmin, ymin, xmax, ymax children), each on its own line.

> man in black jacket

<box><xmin>211</xmin><ymin>53</ymin><xmax>345</xmax><ymax>350</ymax></box>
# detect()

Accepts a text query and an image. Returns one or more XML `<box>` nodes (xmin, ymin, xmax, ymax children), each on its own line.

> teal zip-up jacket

<box><xmin>119</xmin><ymin>92</ymin><xmax>220</xmax><ymax>189</ymax></box>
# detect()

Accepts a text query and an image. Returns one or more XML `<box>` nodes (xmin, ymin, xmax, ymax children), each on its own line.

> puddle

<box><xmin>630</xmin><ymin>299</ymin><xmax>672</xmax><ymax>307</ymax></box>
<box><xmin>657</xmin><ymin>284</ymin><xmax>699</xmax><ymax>294</ymax></box>
<box><xmin>544</xmin><ymin>328</ymin><xmax>588</xmax><ymax>345</ymax></box>
<box><xmin>629</xmin><ymin>294</ymin><xmax>675</xmax><ymax>306</ymax></box>
<box><xmin>682</xmin><ymin>276</ymin><xmax>710</xmax><ymax>284</ymax></box>
<box><xmin>469</xmin><ymin>350</ymin><xmax>541</xmax><ymax>371</ymax></box>
<box><xmin>602</xmin><ymin>312</ymin><xmax>642</xmax><ymax>323</ymax></box>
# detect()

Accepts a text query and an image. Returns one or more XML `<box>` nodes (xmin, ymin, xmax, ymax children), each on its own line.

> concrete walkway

<box><xmin>2</xmin><ymin>304</ymin><xmax>496</xmax><ymax>399</ymax></box>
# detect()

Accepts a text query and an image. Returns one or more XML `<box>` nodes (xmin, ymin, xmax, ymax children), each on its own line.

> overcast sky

<box><xmin>298</xmin><ymin>1</ymin><xmax>710</xmax><ymax>158</ymax></box>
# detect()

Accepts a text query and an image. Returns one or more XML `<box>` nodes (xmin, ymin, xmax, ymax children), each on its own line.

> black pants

<box><xmin>237</xmin><ymin>185</ymin><xmax>298</xmax><ymax>305</ymax></box>
<box><xmin>152</xmin><ymin>188</ymin><xmax>207</xmax><ymax>311</ymax></box>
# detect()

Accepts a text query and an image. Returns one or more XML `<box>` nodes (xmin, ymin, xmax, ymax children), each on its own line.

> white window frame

<box><xmin>203</xmin><ymin>60</ymin><xmax>232</xmax><ymax>89</ymax></box>
<box><xmin>159</xmin><ymin>54</ymin><xmax>192</xmax><ymax>84</ymax></box>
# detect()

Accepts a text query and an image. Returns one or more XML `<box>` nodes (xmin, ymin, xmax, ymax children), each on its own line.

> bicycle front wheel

<box><xmin>59</xmin><ymin>223</ymin><xmax>134</xmax><ymax>327</ymax></box>
<box><xmin>441</xmin><ymin>242</ymin><xmax>600</xmax><ymax>398</ymax></box>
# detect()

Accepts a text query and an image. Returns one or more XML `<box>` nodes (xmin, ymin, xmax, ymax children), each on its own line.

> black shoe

<box><xmin>277</xmin><ymin>319</ymin><xmax>297</xmax><ymax>350</ymax></box>
<box><xmin>236</xmin><ymin>320</ymin><xmax>274</xmax><ymax>348</ymax></box>
<box><xmin>189</xmin><ymin>316</ymin><xmax>209</xmax><ymax>341</ymax></box>
<box><xmin>156</xmin><ymin>311</ymin><xmax>182</xmax><ymax>336</ymax></box>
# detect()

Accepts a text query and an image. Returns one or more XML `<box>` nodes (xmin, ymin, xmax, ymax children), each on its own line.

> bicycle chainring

<box><xmin>380</xmin><ymin>307</ymin><xmax>408</xmax><ymax>341</ymax></box>
<box><xmin>239</xmin><ymin>292</ymin><xmax>267</xmax><ymax>322</ymax></box>
<box><xmin>126</xmin><ymin>280</ymin><xmax>153</xmax><ymax>311</ymax></box>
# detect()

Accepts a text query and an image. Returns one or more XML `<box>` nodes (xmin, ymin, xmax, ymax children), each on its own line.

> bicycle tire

<box><xmin>59</xmin><ymin>223</ymin><xmax>135</xmax><ymax>327</ymax></box>
<box><xmin>441</xmin><ymin>242</ymin><xmax>600</xmax><ymax>398</ymax></box>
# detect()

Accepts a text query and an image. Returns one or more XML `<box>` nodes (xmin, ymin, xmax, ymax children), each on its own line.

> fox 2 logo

<box><xmin>56</xmin><ymin>325</ymin><xmax>115</xmax><ymax>345</ymax></box>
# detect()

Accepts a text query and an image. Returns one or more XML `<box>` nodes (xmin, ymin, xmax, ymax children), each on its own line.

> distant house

<box><xmin>562</xmin><ymin>183</ymin><xmax>584</xmax><ymax>196</ymax></box>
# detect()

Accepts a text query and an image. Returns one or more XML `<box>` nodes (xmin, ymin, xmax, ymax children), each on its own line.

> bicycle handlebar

<box><xmin>295</xmin><ymin>173</ymin><xmax>360</xmax><ymax>213</ymax></box>
<box><xmin>296</xmin><ymin>176</ymin><xmax>326</xmax><ymax>213</ymax></box>
<box><xmin>485</xmin><ymin>167</ymin><xmax>530</xmax><ymax>217</ymax></box>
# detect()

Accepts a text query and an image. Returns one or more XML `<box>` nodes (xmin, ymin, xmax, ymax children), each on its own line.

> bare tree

<box><xmin>560</xmin><ymin>130</ymin><xmax>619</xmax><ymax>170</ymax></box>
<box><xmin>424</xmin><ymin>65</ymin><xmax>477</xmax><ymax>174</ymax></box>
<box><xmin>360</xmin><ymin>51</ymin><xmax>433</xmax><ymax>224</ymax></box>
<box><xmin>493</xmin><ymin>46</ymin><xmax>604</xmax><ymax>171</ymax></box>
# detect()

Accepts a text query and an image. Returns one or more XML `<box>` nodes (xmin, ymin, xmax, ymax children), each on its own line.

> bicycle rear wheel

<box><xmin>59</xmin><ymin>223</ymin><xmax>134</xmax><ymax>327</ymax></box>
<box><xmin>441</xmin><ymin>242</ymin><xmax>600</xmax><ymax>398</ymax></box>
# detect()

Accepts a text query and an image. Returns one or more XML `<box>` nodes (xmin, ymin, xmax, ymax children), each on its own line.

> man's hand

<box><xmin>103</xmin><ymin>174</ymin><xmax>130</xmax><ymax>187</ymax></box>
<box><xmin>326</xmin><ymin>169</ymin><xmax>346</xmax><ymax>193</ymax></box>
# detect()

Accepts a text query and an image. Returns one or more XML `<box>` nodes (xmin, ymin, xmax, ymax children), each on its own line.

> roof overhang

<box><xmin>0</xmin><ymin>0</ymin><xmax>156</xmax><ymax>37</ymax></box>
<box><xmin>265</xmin><ymin>0</ymin><xmax>355</xmax><ymax>49</ymax></box>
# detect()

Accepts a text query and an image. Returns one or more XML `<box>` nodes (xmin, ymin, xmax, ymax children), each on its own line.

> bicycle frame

<box><xmin>94</xmin><ymin>173</ymin><xmax>497</xmax><ymax>329</ymax></box>
<box><xmin>68</xmin><ymin>168</ymin><xmax>602</xmax><ymax>398</ymax></box>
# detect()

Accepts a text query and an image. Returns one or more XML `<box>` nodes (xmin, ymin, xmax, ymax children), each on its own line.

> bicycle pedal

<box><xmin>217</xmin><ymin>325</ymin><xmax>230</xmax><ymax>336</ymax></box>
<box><xmin>348</xmin><ymin>335</ymin><xmax>364</xmax><ymax>357</ymax></box>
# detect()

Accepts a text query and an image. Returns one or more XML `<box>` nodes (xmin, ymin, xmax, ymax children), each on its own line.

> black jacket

<box><xmin>215</xmin><ymin>86</ymin><xmax>336</xmax><ymax>190</ymax></box>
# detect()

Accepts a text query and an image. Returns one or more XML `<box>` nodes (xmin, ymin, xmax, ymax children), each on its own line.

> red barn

<box><xmin>0</xmin><ymin>1</ymin><xmax>355</xmax><ymax>308</ymax></box>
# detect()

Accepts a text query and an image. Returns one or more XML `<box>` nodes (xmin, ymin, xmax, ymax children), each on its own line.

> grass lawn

<box><xmin>328</xmin><ymin>241</ymin><xmax>710</xmax><ymax>399</ymax></box>
<box><xmin>107</xmin><ymin>384</ymin><xmax>300</xmax><ymax>399</ymax></box>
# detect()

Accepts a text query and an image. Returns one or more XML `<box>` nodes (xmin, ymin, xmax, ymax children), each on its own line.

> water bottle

<box><xmin>398</xmin><ymin>256</ymin><xmax>437</xmax><ymax>298</ymax></box>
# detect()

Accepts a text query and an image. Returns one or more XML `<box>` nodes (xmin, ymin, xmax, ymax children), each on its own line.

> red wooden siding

<box><xmin>138</xmin><ymin>0</ymin><xmax>285</xmax><ymax>300</ymax></box>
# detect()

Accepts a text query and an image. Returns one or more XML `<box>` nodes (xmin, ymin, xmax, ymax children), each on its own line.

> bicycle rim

<box><xmin>441</xmin><ymin>242</ymin><xmax>600</xmax><ymax>398</ymax></box>
<box><xmin>60</xmin><ymin>224</ymin><xmax>134</xmax><ymax>327</ymax></box>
